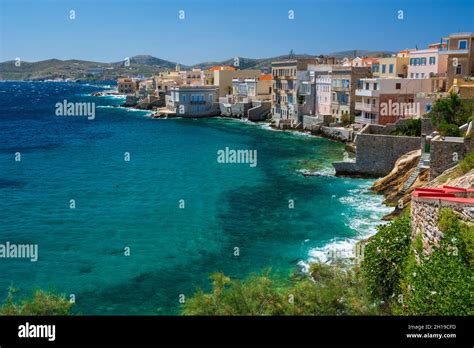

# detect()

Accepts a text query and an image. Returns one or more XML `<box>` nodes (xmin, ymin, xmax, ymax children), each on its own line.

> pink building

<box><xmin>408</xmin><ymin>43</ymin><xmax>448</xmax><ymax>79</ymax></box>
<box><xmin>316</xmin><ymin>74</ymin><xmax>332</xmax><ymax>115</ymax></box>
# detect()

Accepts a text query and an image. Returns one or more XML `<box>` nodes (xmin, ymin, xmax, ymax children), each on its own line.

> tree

<box><xmin>428</xmin><ymin>93</ymin><xmax>472</xmax><ymax>136</ymax></box>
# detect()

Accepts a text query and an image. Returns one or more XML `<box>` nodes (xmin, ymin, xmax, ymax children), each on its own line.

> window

<box><xmin>415</xmin><ymin>73</ymin><xmax>419</xmax><ymax>78</ymax></box>
<box><xmin>373</xmin><ymin>64</ymin><xmax>379</xmax><ymax>73</ymax></box>
<box><xmin>181</xmin><ymin>95</ymin><xmax>186</xmax><ymax>103</ymax></box>
<box><xmin>429</xmin><ymin>56</ymin><xmax>436</xmax><ymax>65</ymax></box>
<box><xmin>425</xmin><ymin>104</ymin><xmax>432</xmax><ymax>112</ymax></box>
<box><xmin>382</xmin><ymin>64</ymin><xmax>386</xmax><ymax>73</ymax></box>
<box><xmin>395</xmin><ymin>83</ymin><xmax>401</xmax><ymax>89</ymax></box>
<box><xmin>421</xmin><ymin>73</ymin><xmax>425</xmax><ymax>78</ymax></box>
<box><xmin>421</xmin><ymin>58</ymin><xmax>427</xmax><ymax>65</ymax></box>
<box><xmin>410</xmin><ymin>73</ymin><xmax>414</xmax><ymax>78</ymax></box>
<box><xmin>409</xmin><ymin>58</ymin><xmax>415</xmax><ymax>66</ymax></box>
<box><xmin>365</xmin><ymin>82</ymin><xmax>369</xmax><ymax>90</ymax></box>
<box><xmin>389</xmin><ymin>64</ymin><xmax>394</xmax><ymax>73</ymax></box>
<box><xmin>209</xmin><ymin>94</ymin><xmax>213</xmax><ymax>103</ymax></box>
<box><xmin>458</xmin><ymin>40</ymin><xmax>468</xmax><ymax>49</ymax></box>
<box><xmin>373</xmin><ymin>83</ymin><xmax>378</xmax><ymax>90</ymax></box>
<box><xmin>456</xmin><ymin>64</ymin><xmax>462</xmax><ymax>75</ymax></box>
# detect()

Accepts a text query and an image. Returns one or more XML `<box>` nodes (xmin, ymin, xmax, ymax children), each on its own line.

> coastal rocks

<box><xmin>371</xmin><ymin>150</ymin><xmax>428</xmax><ymax>219</ymax></box>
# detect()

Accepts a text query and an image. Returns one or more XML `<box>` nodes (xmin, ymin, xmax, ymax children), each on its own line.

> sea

<box><xmin>0</xmin><ymin>81</ymin><xmax>392</xmax><ymax>314</ymax></box>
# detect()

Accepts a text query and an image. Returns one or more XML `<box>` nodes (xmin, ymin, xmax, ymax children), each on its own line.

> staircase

<box><xmin>399</xmin><ymin>153</ymin><xmax>430</xmax><ymax>194</ymax></box>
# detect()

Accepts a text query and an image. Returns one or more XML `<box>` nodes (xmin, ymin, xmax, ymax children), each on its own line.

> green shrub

<box><xmin>457</xmin><ymin>150</ymin><xmax>474</xmax><ymax>174</ymax></box>
<box><xmin>0</xmin><ymin>287</ymin><xmax>73</xmax><ymax>315</ymax></box>
<box><xmin>395</xmin><ymin>248</ymin><xmax>472</xmax><ymax>315</ymax></box>
<box><xmin>394</xmin><ymin>208</ymin><xmax>473</xmax><ymax>315</ymax></box>
<box><xmin>391</xmin><ymin>119</ymin><xmax>421</xmax><ymax>136</ymax></box>
<box><xmin>361</xmin><ymin>212</ymin><xmax>411</xmax><ymax>300</ymax></box>
<box><xmin>429</xmin><ymin>93</ymin><xmax>472</xmax><ymax>129</ymax></box>
<box><xmin>182</xmin><ymin>266</ymin><xmax>379</xmax><ymax>316</ymax></box>
<box><xmin>438</xmin><ymin>121</ymin><xmax>461</xmax><ymax>136</ymax></box>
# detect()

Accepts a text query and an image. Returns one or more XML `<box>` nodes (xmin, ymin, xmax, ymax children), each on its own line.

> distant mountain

<box><xmin>112</xmin><ymin>55</ymin><xmax>189</xmax><ymax>70</ymax></box>
<box><xmin>0</xmin><ymin>50</ymin><xmax>394</xmax><ymax>81</ymax></box>
<box><xmin>328</xmin><ymin>50</ymin><xmax>395</xmax><ymax>58</ymax></box>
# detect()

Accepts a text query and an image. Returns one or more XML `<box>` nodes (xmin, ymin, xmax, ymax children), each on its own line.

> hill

<box><xmin>0</xmin><ymin>50</ymin><xmax>394</xmax><ymax>81</ymax></box>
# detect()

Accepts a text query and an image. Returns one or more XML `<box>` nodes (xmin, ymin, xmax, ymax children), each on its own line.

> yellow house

<box><xmin>372</xmin><ymin>56</ymin><xmax>409</xmax><ymax>78</ymax></box>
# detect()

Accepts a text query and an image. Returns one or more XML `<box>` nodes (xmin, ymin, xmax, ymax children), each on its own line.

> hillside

<box><xmin>0</xmin><ymin>50</ymin><xmax>394</xmax><ymax>81</ymax></box>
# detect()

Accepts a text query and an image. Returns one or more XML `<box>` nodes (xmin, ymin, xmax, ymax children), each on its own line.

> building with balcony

<box><xmin>355</xmin><ymin>78</ymin><xmax>432</xmax><ymax>125</ymax></box>
<box><xmin>179</xmin><ymin>68</ymin><xmax>204</xmax><ymax>86</ymax></box>
<box><xmin>117</xmin><ymin>77</ymin><xmax>138</xmax><ymax>94</ymax></box>
<box><xmin>204</xmin><ymin>66</ymin><xmax>261</xmax><ymax>97</ymax></box>
<box><xmin>439</xmin><ymin>32</ymin><xmax>474</xmax><ymax>90</ymax></box>
<box><xmin>218</xmin><ymin>74</ymin><xmax>273</xmax><ymax>120</ymax></box>
<box><xmin>165</xmin><ymin>86</ymin><xmax>219</xmax><ymax>117</ymax></box>
<box><xmin>372</xmin><ymin>56</ymin><xmax>409</xmax><ymax>78</ymax></box>
<box><xmin>330</xmin><ymin>66</ymin><xmax>372</xmax><ymax>122</ymax></box>
<box><xmin>231</xmin><ymin>74</ymin><xmax>272</xmax><ymax>103</ymax></box>
<box><xmin>271</xmin><ymin>58</ymin><xmax>319</xmax><ymax>128</ymax></box>
<box><xmin>408</xmin><ymin>43</ymin><xmax>448</xmax><ymax>80</ymax></box>
<box><xmin>316</xmin><ymin>71</ymin><xmax>332</xmax><ymax>116</ymax></box>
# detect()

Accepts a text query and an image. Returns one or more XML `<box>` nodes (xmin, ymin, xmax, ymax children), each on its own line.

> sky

<box><xmin>0</xmin><ymin>0</ymin><xmax>473</xmax><ymax>65</ymax></box>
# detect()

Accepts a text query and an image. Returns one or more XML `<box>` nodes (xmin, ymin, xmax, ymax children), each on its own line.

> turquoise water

<box><xmin>0</xmin><ymin>82</ymin><xmax>391</xmax><ymax>314</ymax></box>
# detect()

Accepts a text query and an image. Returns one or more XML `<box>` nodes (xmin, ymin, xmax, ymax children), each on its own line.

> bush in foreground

<box><xmin>0</xmin><ymin>287</ymin><xmax>73</xmax><ymax>315</ymax></box>
<box><xmin>182</xmin><ymin>265</ymin><xmax>379</xmax><ymax>316</ymax></box>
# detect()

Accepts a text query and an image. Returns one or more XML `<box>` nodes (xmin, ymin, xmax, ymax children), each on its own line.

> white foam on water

<box><xmin>300</xmin><ymin>180</ymin><xmax>393</xmax><ymax>271</ymax></box>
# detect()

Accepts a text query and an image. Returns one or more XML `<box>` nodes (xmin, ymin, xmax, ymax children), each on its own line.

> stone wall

<box><xmin>333</xmin><ymin>133</ymin><xmax>421</xmax><ymax>177</ymax></box>
<box><xmin>430</xmin><ymin>138</ymin><xmax>467</xmax><ymax>179</ymax></box>
<box><xmin>411</xmin><ymin>198</ymin><xmax>473</xmax><ymax>256</ymax></box>
<box><xmin>421</xmin><ymin>117</ymin><xmax>435</xmax><ymax>135</ymax></box>
<box><xmin>302</xmin><ymin>115</ymin><xmax>331</xmax><ymax>130</ymax></box>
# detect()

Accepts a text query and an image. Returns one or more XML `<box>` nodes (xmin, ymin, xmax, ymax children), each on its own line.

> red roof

<box><xmin>412</xmin><ymin>186</ymin><xmax>474</xmax><ymax>204</ymax></box>
<box><xmin>259</xmin><ymin>74</ymin><xmax>272</xmax><ymax>81</ymax></box>
<box><xmin>208</xmin><ymin>65</ymin><xmax>237</xmax><ymax>72</ymax></box>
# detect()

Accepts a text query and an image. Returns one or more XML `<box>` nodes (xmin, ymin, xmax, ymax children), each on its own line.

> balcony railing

<box><xmin>355</xmin><ymin>102</ymin><xmax>378</xmax><ymax>113</ymax></box>
<box><xmin>355</xmin><ymin>89</ymin><xmax>380</xmax><ymax>97</ymax></box>
<box><xmin>355</xmin><ymin>116</ymin><xmax>378</xmax><ymax>125</ymax></box>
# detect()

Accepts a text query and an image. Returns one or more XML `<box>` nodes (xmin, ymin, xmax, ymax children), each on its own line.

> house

<box><xmin>165</xmin><ymin>86</ymin><xmax>219</xmax><ymax>117</ymax></box>
<box><xmin>179</xmin><ymin>68</ymin><xmax>204</xmax><ymax>86</ymax></box>
<box><xmin>439</xmin><ymin>32</ymin><xmax>474</xmax><ymax>90</ymax></box>
<box><xmin>408</xmin><ymin>43</ymin><xmax>448</xmax><ymax>80</ymax></box>
<box><xmin>117</xmin><ymin>78</ymin><xmax>138</xmax><ymax>94</ymax></box>
<box><xmin>372</xmin><ymin>55</ymin><xmax>409</xmax><ymax>78</ymax></box>
<box><xmin>210</xmin><ymin>67</ymin><xmax>261</xmax><ymax>97</ymax></box>
<box><xmin>330</xmin><ymin>66</ymin><xmax>372</xmax><ymax>122</ymax></box>
<box><xmin>316</xmin><ymin>71</ymin><xmax>332</xmax><ymax>116</ymax></box>
<box><xmin>355</xmin><ymin>78</ymin><xmax>432</xmax><ymax>125</ymax></box>
<box><xmin>271</xmin><ymin>58</ymin><xmax>319</xmax><ymax>128</ymax></box>
<box><xmin>218</xmin><ymin>74</ymin><xmax>272</xmax><ymax>121</ymax></box>
<box><xmin>203</xmin><ymin>66</ymin><xmax>236</xmax><ymax>85</ymax></box>
<box><xmin>231</xmin><ymin>74</ymin><xmax>272</xmax><ymax>103</ymax></box>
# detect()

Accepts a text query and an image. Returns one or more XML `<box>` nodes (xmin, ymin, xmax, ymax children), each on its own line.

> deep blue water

<box><xmin>0</xmin><ymin>81</ymin><xmax>391</xmax><ymax>314</ymax></box>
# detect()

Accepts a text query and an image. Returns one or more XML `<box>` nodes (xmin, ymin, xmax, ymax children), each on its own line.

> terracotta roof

<box><xmin>259</xmin><ymin>74</ymin><xmax>272</xmax><ymax>81</ymax></box>
<box><xmin>208</xmin><ymin>65</ymin><xmax>237</xmax><ymax>71</ymax></box>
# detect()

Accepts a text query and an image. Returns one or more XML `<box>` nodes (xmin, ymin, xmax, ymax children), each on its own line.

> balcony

<box><xmin>355</xmin><ymin>102</ymin><xmax>379</xmax><ymax>113</ymax></box>
<box><xmin>355</xmin><ymin>89</ymin><xmax>380</xmax><ymax>97</ymax></box>
<box><xmin>355</xmin><ymin>116</ymin><xmax>378</xmax><ymax>125</ymax></box>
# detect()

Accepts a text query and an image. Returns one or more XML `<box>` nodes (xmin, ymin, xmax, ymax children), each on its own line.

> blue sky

<box><xmin>0</xmin><ymin>0</ymin><xmax>473</xmax><ymax>65</ymax></box>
